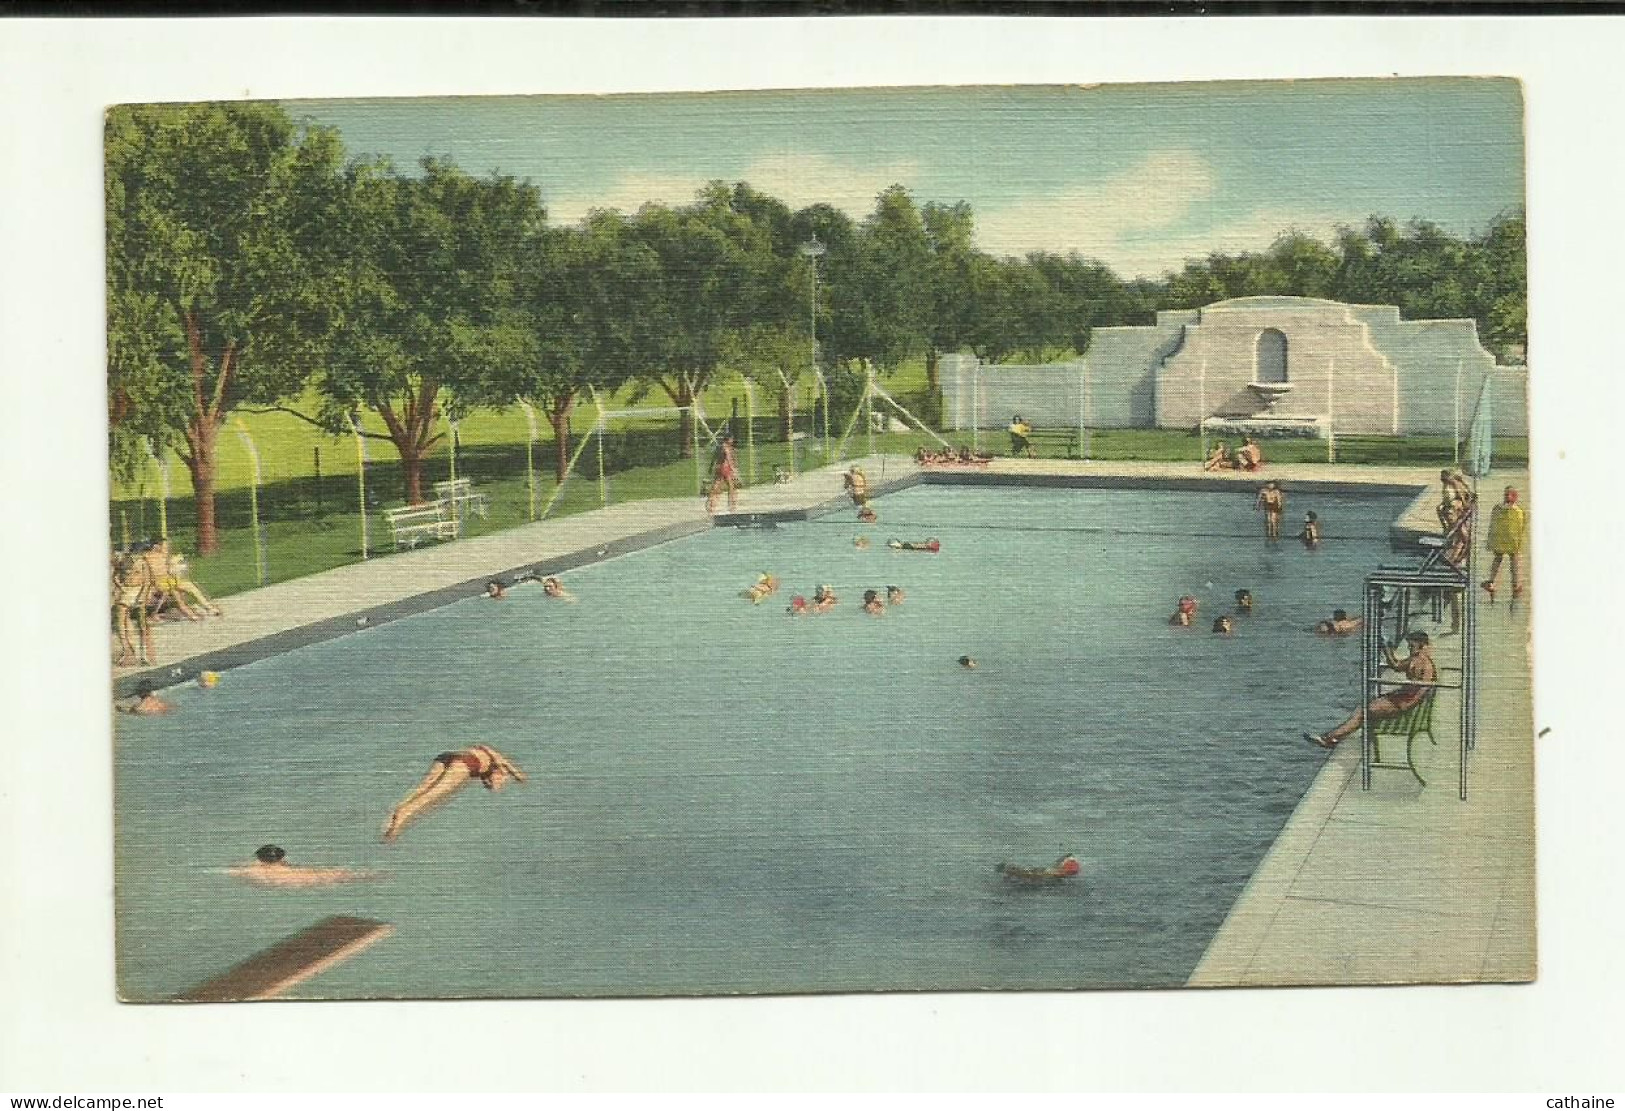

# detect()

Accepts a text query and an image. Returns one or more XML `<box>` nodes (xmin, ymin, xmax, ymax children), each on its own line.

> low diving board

<box><xmin>176</xmin><ymin>916</ymin><xmax>393</xmax><ymax>1002</ymax></box>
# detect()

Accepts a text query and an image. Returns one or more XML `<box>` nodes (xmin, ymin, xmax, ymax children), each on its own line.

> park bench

<box><xmin>433</xmin><ymin>478</ymin><xmax>490</xmax><ymax>524</ymax></box>
<box><xmin>1370</xmin><ymin>689</ymin><xmax>1438</xmax><ymax>787</ymax></box>
<box><xmin>384</xmin><ymin>502</ymin><xmax>458</xmax><ymax>551</ymax></box>
<box><xmin>1008</xmin><ymin>427</ymin><xmax>1080</xmax><ymax>459</ymax></box>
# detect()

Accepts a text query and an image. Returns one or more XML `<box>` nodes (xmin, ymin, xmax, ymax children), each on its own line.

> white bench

<box><xmin>433</xmin><ymin>478</ymin><xmax>489</xmax><ymax>523</ymax></box>
<box><xmin>384</xmin><ymin>502</ymin><xmax>458</xmax><ymax>551</ymax></box>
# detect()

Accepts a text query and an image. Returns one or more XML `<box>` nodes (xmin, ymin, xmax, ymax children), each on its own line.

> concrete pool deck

<box><xmin>114</xmin><ymin>454</ymin><xmax>1535</xmax><ymax>991</ymax></box>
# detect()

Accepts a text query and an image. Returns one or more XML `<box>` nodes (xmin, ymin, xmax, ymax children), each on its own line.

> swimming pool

<box><xmin>115</xmin><ymin>483</ymin><xmax>1412</xmax><ymax>999</ymax></box>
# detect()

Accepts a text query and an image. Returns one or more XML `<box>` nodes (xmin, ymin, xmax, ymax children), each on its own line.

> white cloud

<box><xmin>545</xmin><ymin>152</ymin><xmax>921</xmax><ymax>225</ymax></box>
<box><xmin>975</xmin><ymin>150</ymin><xmax>1356</xmax><ymax>278</ymax></box>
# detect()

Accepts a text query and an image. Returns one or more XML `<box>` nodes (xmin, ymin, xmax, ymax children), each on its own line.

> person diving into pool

<box><xmin>383</xmin><ymin>744</ymin><xmax>527</xmax><ymax>842</ymax></box>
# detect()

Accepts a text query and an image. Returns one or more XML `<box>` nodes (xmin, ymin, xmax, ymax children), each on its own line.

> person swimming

<box><xmin>742</xmin><ymin>573</ymin><xmax>780</xmax><ymax>604</ymax></box>
<box><xmin>541</xmin><ymin>577</ymin><xmax>576</xmax><ymax>602</ymax></box>
<box><xmin>885</xmin><ymin>585</ymin><xmax>905</xmax><ymax>606</ymax></box>
<box><xmin>1212</xmin><ymin>615</ymin><xmax>1235</xmax><ymax>635</ymax></box>
<box><xmin>1234</xmin><ymin>589</ymin><xmax>1254</xmax><ymax>614</ymax></box>
<box><xmin>1169</xmin><ymin>595</ymin><xmax>1199</xmax><ymax>627</ymax></box>
<box><xmin>887</xmin><ymin>538</ymin><xmax>941</xmax><ymax>552</ymax></box>
<box><xmin>862</xmin><ymin>589</ymin><xmax>885</xmax><ymax>616</ymax></box>
<box><xmin>1300</xmin><ymin>511</ymin><xmax>1322</xmax><ymax>548</ymax></box>
<box><xmin>485</xmin><ymin>580</ymin><xmax>508</xmax><ymax>600</ymax></box>
<box><xmin>853</xmin><ymin>536</ymin><xmax>871</xmax><ymax>549</ymax></box>
<box><xmin>958</xmin><ymin>655</ymin><xmax>978</xmax><ymax>669</ymax></box>
<box><xmin>228</xmin><ymin>844</ymin><xmax>378</xmax><ymax>888</ymax></box>
<box><xmin>811</xmin><ymin>585</ymin><xmax>839</xmax><ymax>614</ymax></box>
<box><xmin>786</xmin><ymin>595</ymin><xmax>810</xmax><ymax>616</ymax></box>
<box><xmin>1314</xmin><ymin>608</ymin><xmax>1364</xmax><ymax>636</ymax></box>
<box><xmin>857</xmin><ymin>506</ymin><xmax>878</xmax><ymax>524</ymax></box>
<box><xmin>119</xmin><ymin>680</ymin><xmax>174</xmax><ymax>715</ymax></box>
<box><xmin>383</xmin><ymin>744</ymin><xmax>527</xmax><ymax>842</ymax></box>
<box><xmin>999</xmin><ymin>854</ymin><xmax>1082</xmax><ymax>883</ymax></box>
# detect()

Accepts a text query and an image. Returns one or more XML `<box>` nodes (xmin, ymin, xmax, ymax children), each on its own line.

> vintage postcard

<box><xmin>107</xmin><ymin>79</ymin><xmax>1533</xmax><ymax>1001</ymax></box>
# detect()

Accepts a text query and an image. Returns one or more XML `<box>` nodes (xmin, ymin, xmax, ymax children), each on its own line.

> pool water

<box><xmin>115</xmin><ymin>485</ymin><xmax>1410</xmax><ymax>999</ymax></box>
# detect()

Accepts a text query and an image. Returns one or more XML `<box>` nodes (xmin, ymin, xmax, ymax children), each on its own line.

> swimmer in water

<box><xmin>786</xmin><ymin>594</ymin><xmax>810</xmax><ymax>616</ymax></box>
<box><xmin>857</xmin><ymin>506</ymin><xmax>878</xmax><ymax>524</ymax></box>
<box><xmin>958</xmin><ymin>655</ymin><xmax>978</xmax><ymax>670</ymax></box>
<box><xmin>742</xmin><ymin>573</ymin><xmax>780</xmax><ymax>604</ymax></box>
<box><xmin>811</xmin><ymin>585</ymin><xmax>839</xmax><ymax>614</ymax></box>
<box><xmin>119</xmin><ymin>680</ymin><xmax>174</xmax><ymax>716</ymax></box>
<box><xmin>541</xmin><ymin>577</ymin><xmax>576</xmax><ymax>602</ymax></box>
<box><xmin>999</xmin><ymin>854</ymin><xmax>1082</xmax><ymax>883</ymax></box>
<box><xmin>1255</xmin><ymin>481</ymin><xmax>1286</xmax><ymax>541</ymax></box>
<box><xmin>485</xmin><ymin>580</ymin><xmax>508</xmax><ymax>600</ymax></box>
<box><xmin>228</xmin><ymin>845</ymin><xmax>378</xmax><ymax>888</ymax></box>
<box><xmin>1169</xmin><ymin>595</ymin><xmax>1199</xmax><ymax>627</ymax></box>
<box><xmin>1212</xmin><ymin>615</ymin><xmax>1235</xmax><ymax>635</ymax></box>
<box><xmin>885</xmin><ymin>585</ymin><xmax>905</xmax><ymax>606</ymax></box>
<box><xmin>1314</xmin><ymin>608</ymin><xmax>1364</xmax><ymax>636</ymax></box>
<box><xmin>1234</xmin><ymin>589</ymin><xmax>1254</xmax><ymax>614</ymax></box>
<box><xmin>862</xmin><ymin>589</ymin><xmax>885</xmax><ymax>616</ymax></box>
<box><xmin>383</xmin><ymin>744</ymin><xmax>526</xmax><ymax>842</ymax></box>
<box><xmin>854</xmin><ymin>536</ymin><xmax>871</xmax><ymax>549</ymax></box>
<box><xmin>887</xmin><ymin>538</ymin><xmax>941</xmax><ymax>552</ymax></box>
<box><xmin>1299</xmin><ymin>511</ymin><xmax>1322</xmax><ymax>548</ymax></box>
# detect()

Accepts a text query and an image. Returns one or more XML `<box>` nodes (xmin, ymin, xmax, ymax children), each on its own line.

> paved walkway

<box><xmin>1190</xmin><ymin>469</ymin><xmax>1535</xmax><ymax>986</ymax></box>
<box><xmin>116</xmin><ymin>454</ymin><xmax>1534</xmax><ymax>987</ymax></box>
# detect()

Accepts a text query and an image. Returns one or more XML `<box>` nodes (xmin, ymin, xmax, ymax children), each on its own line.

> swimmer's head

<box><xmin>255</xmin><ymin>845</ymin><xmax>286</xmax><ymax>865</ymax></box>
<box><xmin>1058</xmin><ymin>856</ymin><xmax>1082</xmax><ymax>877</ymax></box>
<box><xmin>1212</xmin><ymin>616</ymin><xmax>1234</xmax><ymax>634</ymax></box>
<box><xmin>197</xmin><ymin>671</ymin><xmax>220</xmax><ymax>689</ymax></box>
<box><xmin>1178</xmin><ymin>596</ymin><xmax>1199</xmax><ymax>614</ymax></box>
<box><xmin>1305</xmin><ymin>511</ymin><xmax>1317</xmax><ymax>522</ymax></box>
<box><xmin>1235</xmin><ymin>589</ymin><xmax>1253</xmax><ymax>604</ymax></box>
<box><xmin>958</xmin><ymin>655</ymin><xmax>977</xmax><ymax>669</ymax></box>
<box><xmin>863</xmin><ymin>589</ymin><xmax>879</xmax><ymax>603</ymax></box>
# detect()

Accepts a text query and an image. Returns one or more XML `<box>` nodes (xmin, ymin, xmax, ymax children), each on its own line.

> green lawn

<box><xmin>111</xmin><ymin>360</ymin><xmax>1525</xmax><ymax>601</ymax></box>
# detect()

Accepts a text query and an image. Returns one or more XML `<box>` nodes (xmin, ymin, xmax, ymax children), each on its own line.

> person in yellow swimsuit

<box><xmin>1481</xmin><ymin>486</ymin><xmax>1527</xmax><ymax>600</ymax></box>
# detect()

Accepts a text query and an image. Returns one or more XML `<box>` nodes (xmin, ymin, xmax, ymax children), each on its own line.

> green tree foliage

<box><xmin>314</xmin><ymin>158</ymin><xmax>541</xmax><ymax>503</ymax></box>
<box><xmin>824</xmin><ymin>186</ymin><xmax>933</xmax><ymax>379</ymax></box>
<box><xmin>105</xmin><ymin>102</ymin><xmax>348</xmax><ymax>552</ymax></box>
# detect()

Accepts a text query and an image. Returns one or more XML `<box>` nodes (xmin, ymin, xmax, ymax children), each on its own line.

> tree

<box><xmin>105</xmin><ymin>102</ymin><xmax>348</xmax><ymax>553</ymax></box>
<box><xmin>313</xmin><ymin>158</ymin><xmax>541</xmax><ymax>503</ymax></box>
<box><xmin>514</xmin><ymin>215</ymin><xmax>651</xmax><ymax>481</ymax></box>
<box><xmin>823</xmin><ymin>185</ymin><xmax>932</xmax><ymax>383</ymax></box>
<box><xmin>921</xmin><ymin>201</ymin><xmax>980</xmax><ymax>406</ymax></box>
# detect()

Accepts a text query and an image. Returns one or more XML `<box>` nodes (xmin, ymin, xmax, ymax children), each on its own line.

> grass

<box><xmin>110</xmin><ymin>361</ymin><xmax>1526</xmax><ymax>601</ymax></box>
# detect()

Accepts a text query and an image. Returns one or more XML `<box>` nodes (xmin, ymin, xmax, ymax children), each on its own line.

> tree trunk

<box><xmin>925</xmin><ymin>347</ymin><xmax>940</xmax><ymax>392</ymax></box>
<box><xmin>778</xmin><ymin>385</ymin><xmax>793</xmax><ymax>442</ymax></box>
<box><xmin>675</xmin><ymin>381</ymin><xmax>695</xmax><ymax>458</ymax></box>
<box><xmin>398</xmin><ymin>441</ymin><xmax>425</xmax><ymax>504</ymax></box>
<box><xmin>183</xmin><ymin>416</ymin><xmax>223</xmax><ymax>555</ymax></box>
<box><xmin>548</xmin><ymin>397</ymin><xmax>573</xmax><ymax>483</ymax></box>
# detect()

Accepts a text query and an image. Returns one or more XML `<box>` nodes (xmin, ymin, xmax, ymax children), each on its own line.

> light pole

<box><xmin>800</xmin><ymin>234</ymin><xmax>826</xmax><ymax>460</ymax></box>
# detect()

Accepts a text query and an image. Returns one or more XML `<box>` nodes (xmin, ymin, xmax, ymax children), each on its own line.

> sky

<box><xmin>293</xmin><ymin>79</ymin><xmax>1524</xmax><ymax>280</ymax></box>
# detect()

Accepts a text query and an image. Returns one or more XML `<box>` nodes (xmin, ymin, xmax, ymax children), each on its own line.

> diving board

<box><xmin>176</xmin><ymin>916</ymin><xmax>393</xmax><ymax>1002</ymax></box>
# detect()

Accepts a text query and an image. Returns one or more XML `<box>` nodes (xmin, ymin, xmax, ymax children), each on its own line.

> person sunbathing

<box><xmin>1235</xmin><ymin>438</ymin><xmax>1264</xmax><ymax>472</ymax></box>
<box><xmin>383</xmin><ymin>744</ymin><xmax>527</xmax><ymax>842</ymax></box>
<box><xmin>1305</xmin><ymin>632</ymin><xmax>1435</xmax><ymax>749</ymax></box>
<box><xmin>1203</xmin><ymin>442</ymin><xmax>1234</xmax><ymax>472</ymax></box>
<box><xmin>228</xmin><ymin>845</ymin><xmax>377</xmax><ymax>888</ymax></box>
<box><xmin>742</xmin><ymin>573</ymin><xmax>780</xmax><ymax>604</ymax></box>
<box><xmin>887</xmin><ymin>538</ymin><xmax>941</xmax><ymax>552</ymax></box>
<box><xmin>999</xmin><ymin>854</ymin><xmax>1082</xmax><ymax>883</ymax></box>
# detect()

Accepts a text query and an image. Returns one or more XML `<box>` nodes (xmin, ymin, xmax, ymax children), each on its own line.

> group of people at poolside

<box><xmin>1204</xmin><ymin>436</ymin><xmax>1266</xmax><ymax>473</ymax></box>
<box><xmin>915</xmin><ymin>445</ymin><xmax>994</xmax><ymax>466</ymax></box>
<box><xmin>111</xmin><ymin>537</ymin><xmax>223</xmax><ymax>667</ymax></box>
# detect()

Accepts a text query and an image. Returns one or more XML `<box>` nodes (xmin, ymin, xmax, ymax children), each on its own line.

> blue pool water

<box><xmin>115</xmin><ymin>484</ymin><xmax>1409</xmax><ymax>999</ymax></box>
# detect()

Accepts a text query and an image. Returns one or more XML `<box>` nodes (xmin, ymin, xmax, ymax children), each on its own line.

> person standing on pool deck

<box><xmin>1481</xmin><ymin>486</ymin><xmax>1528</xmax><ymax>601</ymax></box>
<box><xmin>1305</xmin><ymin>631</ymin><xmax>1436</xmax><ymax>749</ymax></box>
<box><xmin>383</xmin><ymin>744</ymin><xmax>526</xmax><ymax>842</ymax></box>
<box><xmin>1255</xmin><ymin>481</ymin><xmax>1285</xmax><ymax>541</ymax></box>
<box><xmin>705</xmin><ymin>433</ymin><xmax>741</xmax><ymax>515</ymax></box>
